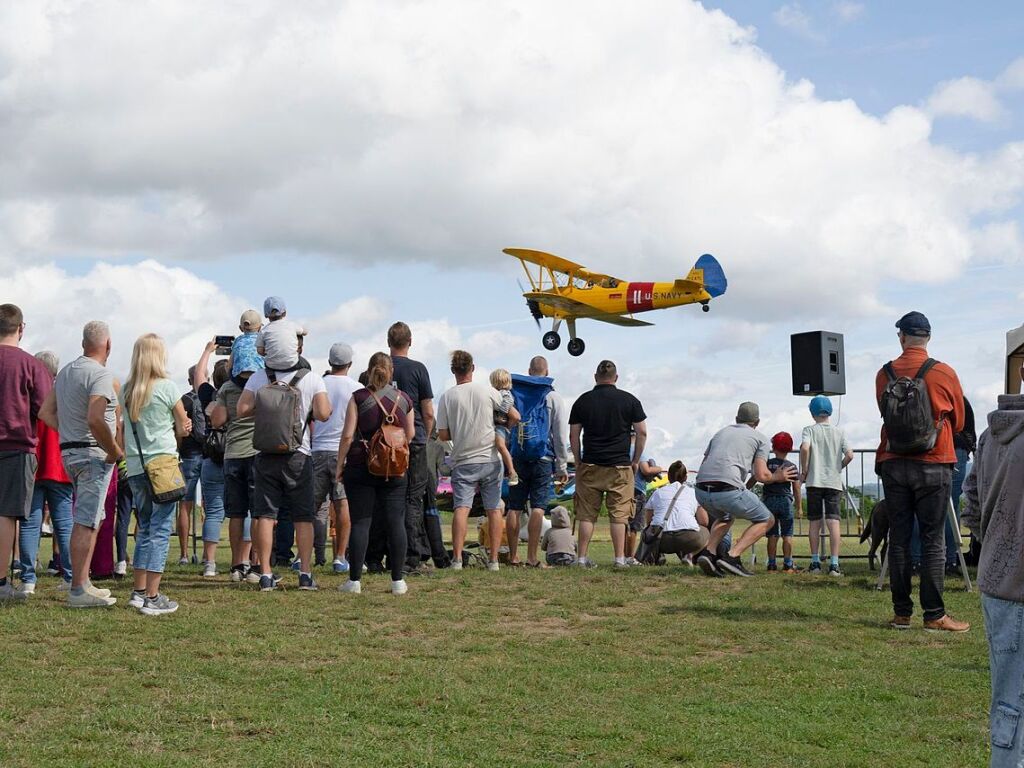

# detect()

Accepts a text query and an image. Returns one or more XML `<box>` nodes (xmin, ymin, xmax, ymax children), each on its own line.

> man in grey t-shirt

<box><xmin>694</xmin><ymin>402</ymin><xmax>797</xmax><ymax>578</ymax></box>
<box><xmin>39</xmin><ymin>321</ymin><xmax>121</xmax><ymax>608</ymax></box>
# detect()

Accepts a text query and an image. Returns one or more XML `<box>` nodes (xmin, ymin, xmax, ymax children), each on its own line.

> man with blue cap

<box><xmin>875</xmin><ymin>311</ymin><xmax>968</xmax><ymax>632</ymax></box>
<box><xmin>799</xmin><ymin>395</ymin><xmax>852</xmax><ymax>575</ymax></box>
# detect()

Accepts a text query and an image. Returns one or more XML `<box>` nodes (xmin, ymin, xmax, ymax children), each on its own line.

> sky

<box><xmin>1</xmin><ymin>0</ymin><xmax>1022</xmax><ymax>481</ymax></box>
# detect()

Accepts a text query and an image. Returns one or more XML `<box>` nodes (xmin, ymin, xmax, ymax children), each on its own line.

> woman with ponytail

<box><xmin>335</xmin><ymin>352</ymin><xmax>415</xmax><ymax>595</ymax></box>
<box><xmin>123</xmin><ymin>334</ymin><xmax>192</xmax><ymax>616</ymax></box>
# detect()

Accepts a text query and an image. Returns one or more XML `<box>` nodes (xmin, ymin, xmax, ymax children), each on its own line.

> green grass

<box><xmin>0</xmin><ymin>523</ymin><xmax>989</xmax><ymax>768</ymax></box>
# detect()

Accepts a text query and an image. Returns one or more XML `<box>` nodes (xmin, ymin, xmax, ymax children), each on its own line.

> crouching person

<box><xmin>643</xmin><ymin>461</ymin><xmax>709</xmax><ymax>561</ymax></box>
<box><xmin>542</xmin><ymin>506</ymin><xmax>576</xmax><ymax>566</ymax></box>
<box><xmin>963</xmin><ymin>393</ymin><xmax>1024</xmax><ymax>767</ymax></box>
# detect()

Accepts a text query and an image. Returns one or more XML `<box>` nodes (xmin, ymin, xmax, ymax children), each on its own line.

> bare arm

<box><xmin>420</xmin><ymin>398</ymin><xmax>435</xmax><ymax>438</ymax></box>
<box><xmin>39</xmin><ymin>390</ymin><xmax>58</xmax><ymax>431</ymax></box>
<box><xmin>210</xmin><ymin>403</ymin><xmax>228</xmax><ymax>429</ymax></box>
<box><xmin>113</xmin><ymin>380</ymin><xmax>125</xmax><ymax>453</ymax></box>
<box><xmin>312</xmin><ymin>391</ymin><xmax>332</xmax><ymax>423</ymax></box>
<box><xmin>172</xmin><ymin>399</ymin><xmax>192</xmax><ymax>440</ymax></box>
<box><xmin>194</xmin><ymin>340</ymin><xmax>217</xmax><ymax>390</ymax></box>
<box><xmin>87</xmin><ymin>395</ymin><xmax>122</xmax><ymax>463</ymax></box>
<box><xmin>799</xmin><ymin>443</ymin><xmax>810</xmax><ymax>482</ymax></box>
<box><xmin>631</xmin><ymin>421</ymin><xmax>647</xmax><ymax>470</ymax></box>
<box><xmin>505</xmin><ymin>404</ymin><xmax>521</xmax><ymax>428</ymax></box>
<box><xmin>404</xmin><ymin>408</ymin><xmax>416</xmax><ymax>442</ymax></box>
<box><xmin>335</xmin><ymin>398</ymin><xmax>359</xmax><ymax>480</ymax></box>
<box><xmin>639</xmin><ymin>461</ymin><xmax>664</xmax><ymax>480</ymax></box>
<box><xmin>570</xmin><ymin>423</ymin><xmax>583</xmax><ymax>467</ymax></box>
<box><xmin>237</xmin><ymin>390</ymin><xmax>255</xmax><ymax>419</ymax></box>
<box><xmin>841</xmin><ymin>449</ymin><xmax>854</xmax><ymax>469</ymax></box>
<box><xmin>438</xmin><ymin>428</ymin><xmax>451</xmax><ymax>442</ymax></box>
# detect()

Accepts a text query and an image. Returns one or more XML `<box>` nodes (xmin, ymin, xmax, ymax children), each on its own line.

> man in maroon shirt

<box><xmin>0</xmin><ymin>304</ymin><xmax>52</xmax><ymax>601</ymax></box>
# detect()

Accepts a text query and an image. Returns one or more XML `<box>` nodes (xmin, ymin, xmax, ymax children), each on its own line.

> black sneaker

<box><xmin>696</xmin><ymin>550</ymin><xmax>721</xmax><ymax>578</ymax></box>
<box><xmin>46</xmin><ymin>559</ymin><xmax>60</xmax><ymax>576</ymax></box>
<box><xmin>766</xmin><ymin>562</ymin><xmax>778</xmax><ymax>572</ymax></box>
<box><xmin>715</xmin><ymin>552</ymin><xmax>753</xmax><ymax>577</ymax></box>
<box><xmin>298</xmin><ymin>573</ymin><xmax>318</xmax><ymax>591</ymax></box>
<box><xmin>828</xmin><ymin>563</ymin><xmax>843</xmax><ymax>577</ymax></box>
<box><xmin>258</xmin><ymin>574</ymin><xmax>277</xmax><ymax>592</ymax></box>
<box><xmin>807</xmin><ymin>562</ymin><xmax>823</xmax><ymax>575</ymax></box>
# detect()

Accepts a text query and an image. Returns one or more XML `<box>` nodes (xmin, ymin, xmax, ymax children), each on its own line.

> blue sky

<box><xmin>2</xmin><ymin>0</ymin><xmax>1021</xmax><ymax>471</ymax></box>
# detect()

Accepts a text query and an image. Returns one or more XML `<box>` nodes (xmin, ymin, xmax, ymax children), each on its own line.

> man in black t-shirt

<box><xmin>569</xmin><ymin>360</ymin><xmax>647</xmax><ymax>568</ymax></box>
<box><xmin>388</xmin><ymin>322</ymin><xmax>434</xmax><ymax>573</ymax></box>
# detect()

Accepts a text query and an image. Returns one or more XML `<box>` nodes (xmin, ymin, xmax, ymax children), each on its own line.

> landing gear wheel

<box><xmin>542</xmin><ymin>331</ymin><xmax>561</xmax><ymax>350</ymax></box>
<box><xmin>567</xmin><ymin>338</ymin><xmax>586</xmax><ymax>357</ymax></box>
<box><xmin>701</xmin><ymin>304</ymin><xmax>710</xmax><ymax>313</ymax></box>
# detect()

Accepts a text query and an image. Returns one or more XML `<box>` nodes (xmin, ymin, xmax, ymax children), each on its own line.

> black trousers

<box><xmin>344</xmin><ymin>463</ymin><xmax>408</xmax><ymax>582</ymax></box>
<box><xmin>403</xmin><ymin>445</ymin><xmax>431</xmax><ymax>569</ymax></box>
<box><xmin>879</xmin><ymin>459</ymin><xmax>951</xmax><ymax>621</ymax></box>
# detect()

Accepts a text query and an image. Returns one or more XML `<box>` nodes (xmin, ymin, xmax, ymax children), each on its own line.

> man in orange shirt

<box><xmin>875</xmin><ymin>311</ymin><xmax>968</xmax><ymax>632</ymax></box>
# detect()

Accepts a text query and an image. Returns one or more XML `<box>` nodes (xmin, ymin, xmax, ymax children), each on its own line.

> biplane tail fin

<box><xmin>683</xmin><ymin>254</ymin><xmax>727</xmax><ymax>298</ymax></box>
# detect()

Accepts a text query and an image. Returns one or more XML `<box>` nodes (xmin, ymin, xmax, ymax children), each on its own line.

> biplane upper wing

<box><xmin>504</xmin><ymin>248</ymin><xmax>623</xmax><ymax>285</ymax></box>
<box><xmin>524</xmin><ymin>292</ymin><xmax>654</xmax><ymax>327</ymax></box>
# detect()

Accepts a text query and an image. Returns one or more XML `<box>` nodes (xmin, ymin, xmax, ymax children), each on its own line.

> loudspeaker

<box><xmin>791</xmin><ymin>331</ymin><xmax>845</xmax><ymax>396</ymax></box>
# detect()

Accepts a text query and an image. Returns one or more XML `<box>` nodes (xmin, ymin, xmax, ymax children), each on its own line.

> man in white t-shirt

<box><xmin>238</xmin><ymin>363</ymin><xmax>330</xmax><ymax>592</ymax></box>
<box><xmin>643</xmin><ymin>461</ymin><xmax>709</xmax><ymax>561</ymax></box>
<box><xmin>310</xmin><ymin>342</ymin><xmax>360</xmax><ymax>573</ymax></box>
<box><xmin>436</xmin><ymin>350</ymin><xmax>519</xmax><ymax>570</ymax></box>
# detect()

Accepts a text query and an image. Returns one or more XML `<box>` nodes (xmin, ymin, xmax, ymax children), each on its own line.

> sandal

<box><xmin>525</xmin><ymin>560</ymin><xmax>549</xmax><ymax>569</ymax></box>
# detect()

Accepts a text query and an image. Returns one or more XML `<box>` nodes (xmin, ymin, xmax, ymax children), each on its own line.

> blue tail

<box><xmin>695</xmin><ymin>254</ymin><xmax>727</xmax><ymax>298</ymax></box>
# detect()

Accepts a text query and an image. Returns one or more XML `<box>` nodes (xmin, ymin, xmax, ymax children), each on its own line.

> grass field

<box><xmin>0</xmin><ymin>523</ymin><xmax>989</xmax><ymax>768</ymax></box>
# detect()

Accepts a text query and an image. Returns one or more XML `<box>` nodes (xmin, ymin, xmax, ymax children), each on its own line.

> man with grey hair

<box><xmin>0</xmin><ymin>304</ymin><xmax>53</xmax><ymax>601</ymax></box>
<box><xmin>39</xmin><ymin>320</ymin><xmax>121</xmax><ymax>607</ymax></box>
<box><xmin>506</xmin><ymin>355</ymin><xmax>569</xmax><ymax>567</ymax></box>
<box><xmin>694</xmin><ymin>402</ymin><xmax>797</xmax><ymax>577</ymax></box>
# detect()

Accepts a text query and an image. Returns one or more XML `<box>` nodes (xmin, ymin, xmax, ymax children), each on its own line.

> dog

<box><xmin>859</xmin><ymin>498</ymin><xmax>889</xmax><ymax>571</ymax></box>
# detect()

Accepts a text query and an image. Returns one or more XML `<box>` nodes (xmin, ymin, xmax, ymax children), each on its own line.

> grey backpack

<box><xmin>879</xmin><ymin>359</ymin><xmax>940</xmax><ymax>455</ymax></box>
<box><xmin>252</xmin><ymin>370</ymin><xmax>311</xmax><ymax>454</ymax></box>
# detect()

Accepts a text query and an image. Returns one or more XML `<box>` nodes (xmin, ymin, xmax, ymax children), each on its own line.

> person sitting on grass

<box><xmin>541</xmin><ymin>505</ymin><xmax>576</xmax><ymax>566</ymax></box>
<box><xmin>489</xmin><ymin>368</ymin><xmax>519</xmax><ymax>487</ymax></box>
<box><xmin>764</xmin><ymin>432</ymin><xmax>801</xmax><ymax>574</ymax></box>
<box><xmin>800</xmin><ymin>395</ymin><xmax>853</xmax><ymax>577</ymax></box>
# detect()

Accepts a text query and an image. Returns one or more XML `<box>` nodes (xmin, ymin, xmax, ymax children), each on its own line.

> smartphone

<box><xmin>215</xmin><ymin>335</ymin><xmax>235</xmax><ymax>356</ymax></box>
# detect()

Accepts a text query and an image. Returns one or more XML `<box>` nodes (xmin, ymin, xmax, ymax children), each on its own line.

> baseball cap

<box><xmin>239</xmin><ymin>309</ymin><xmax>261</xmax><ymax>331</ymax></box>
<box><xmin>809</xmin><ymin>395</ymin><xmax>833</xmax><ymax>417</ymax></box>
<box><xmin>263</xmin><ymin>296</ymin><xmax>287</xmax><ymax>318</ymax></box>
<box><xmin>736</xmin><ymin>401</ymin><xmax>760</xmax><ymax>423</ymax></box>
<box><xmin>771</xmin><ymin>432</ymin><xmax>793</xmax><ymax>453</ymax></box>
<box><xmin>896</xmin><ymin>311</ymin><xmax>931</xmax><ymax>337</ymax></box>
<box><xmin>328</xmin><ymin>342</ymin><xmax>354</xmax><ymax>367</ymax></box>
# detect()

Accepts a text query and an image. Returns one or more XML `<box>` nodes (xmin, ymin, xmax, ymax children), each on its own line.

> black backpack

<box><xmin>182</xmin><ymin>391</ymin><xmax>207</xmax><ymax>447</ymax></box>
<box><xmin>879</xmin><ymin>358</ymin><xmax>940</xmax><ymax>455</ymax></box>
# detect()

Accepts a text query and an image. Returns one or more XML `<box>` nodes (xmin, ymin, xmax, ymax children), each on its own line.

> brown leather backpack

<box><xmin>359</xmin><ymin>387</ymin><xmax>410</xmax><ymax>479</ymax></box>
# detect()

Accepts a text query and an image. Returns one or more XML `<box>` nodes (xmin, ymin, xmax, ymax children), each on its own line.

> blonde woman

<box><xmin>123</xmin><ymin>334</ymin><xmax>191</xmax><ymax>616</ymax></box>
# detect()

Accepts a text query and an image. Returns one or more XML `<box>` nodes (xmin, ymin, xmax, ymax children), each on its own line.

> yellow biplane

<box><xmin>506</xmin><ymin>248</ymin><xmax>728</xmax><ymax>356</ymax></box>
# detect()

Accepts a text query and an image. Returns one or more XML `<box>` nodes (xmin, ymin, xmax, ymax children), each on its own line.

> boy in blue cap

<box><xmin>800</xmin><ymin>395</ymin><xmax>853</xmax><ymax>575</ymax></box>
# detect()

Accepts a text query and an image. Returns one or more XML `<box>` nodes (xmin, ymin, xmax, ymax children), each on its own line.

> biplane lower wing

<box><xmin>525</xmin><ymin>292</ymin><xmax>654</xmax><ymax>327</ymax></box>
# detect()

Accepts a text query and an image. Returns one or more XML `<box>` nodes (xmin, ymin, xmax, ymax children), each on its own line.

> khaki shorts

<box><xmin>573</xmin><ymin>463</ymin><xmax>634</xmax><ymax>524</ymax></box>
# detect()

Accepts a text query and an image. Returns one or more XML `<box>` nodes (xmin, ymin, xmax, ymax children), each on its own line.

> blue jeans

<box><xmin>19</xmin><ymin>480</ymin><xmax>74</xmax><ymax>584</ymax></box>
<box><xmin>181</xmin><ymin>454</ymin><xmax>203</xmax><ymax>500</ymax></box>
<box><xmin>508</xmin><ymin>456</ymin><xmax>554</xmax><ymax>512</ymax></box>
<box><xmin>128</xmin><ymin>474</ymin><xmax>176</xmax><ymax>574</ymax></box>
<box><xmin>115</xmin><ymin>472</ymin><xmax>135</xmax><ymax>564</ymax></box>
<box><xmin>983</xmin><ymin>594</ymin><xmax>1024</xmax><ymax>767</ymax></box>
<box><xmin>200</xmin><ymin>458</ymin><xmax>225</xmax><ymax>544</ymax></box>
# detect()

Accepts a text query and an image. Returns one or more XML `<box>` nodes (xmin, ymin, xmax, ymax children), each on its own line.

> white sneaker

<box><xmin>0</xmin><ymin>582</ymin><xmax>28</xmax><ymax>601</ymax></box>
<box><xmin>450</xmin><ymin>559</ymin><xmax>463</xmax><ymax>570</ymax></box>
<box><xmin>486</xmin><ymin>561</ymin><xmax>500</xmax><ymax>572</ymax></box>
<box><xmin>19</xmin><ymin>582</ymin><xmax>36</xmax><ymax>595</ymax></box>
<box><xmin>67</xmin><ymin>590</ymin><xmax>116</xmax><ymax>608</ymax></box>
<box><xmin>178</xmin><ymin>557</ymin><xmax>189</xmax><ymax>566</ymax></box>
<box><xmin>114</xmin><ymin>560</ymin><xmax>128</xmax><ymax>576</ymax></box>
<box><xmin>202</xmin><ymin>561</ymin><xmax>217</xmax><ymax>578</ymax></box>
<box><xmin>391</xmin><ymin>579</ymin><xmax>408</xmax><ymax>595</ymax></box>
<box><xmin>85</xmin><ymin>583</ymin><xmax>112</xmax><ymax>599</ymax></box>
<box><xmin>625</xmin><ymin>557</ymin><xmax>640</xmax><ymax>566</ymax></box>
<box><xmin>140</xmin><ymin>593</ymin><xmax>179</xmax><ymax>616</ymax></box>
<box><xmin>339</xmin><ymin>580</ymin><xmax>362</xmax><ymax>594</ymax></box>
<box><xmin>128</xmin><ymin>590</ymin><xmax>146</xmax><ymax>609</ymax></box>
<box><xmin>244</xmin><ymin>569</ymin><xmax>262</xmax><ymax>584</ymax></box>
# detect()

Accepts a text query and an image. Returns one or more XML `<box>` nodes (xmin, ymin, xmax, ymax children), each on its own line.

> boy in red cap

<box><xmin>764</xmin><ymin>432</ymin><xmax>802</xmax><ymax>572</ymax></box>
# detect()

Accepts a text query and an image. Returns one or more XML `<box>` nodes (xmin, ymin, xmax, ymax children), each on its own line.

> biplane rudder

<box><xmin>687</xmin><ymin>254</ymin><xmax>727</xmax><ymax>298</ymax></box>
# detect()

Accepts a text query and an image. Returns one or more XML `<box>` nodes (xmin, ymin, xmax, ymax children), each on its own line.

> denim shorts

<box><xmin>63</xmin><ymin>449</ymin><xmax>115</xmax><ymax>528</ymax></box>
<box><xmin>507</xmin><ymin>456</ymin><xmax>554</xmax><ymax>512</ymax></box>
<box><xmin>764</xmin><ymin>495</ymin><xmax>794</xmax><ymax>537</ymax></box>
<box><xmin>181</xmin><ymin>454</ymin><xmax>203</xmax><ymax>500</ymax></box>
<box><xmin>695</xmin><ymin>487</ymin><xmax>773</xmax><ymax>525</ymax></box>
<box><xmin>451</xmin><ymin>460</ymin><xmax>503</xmax><ymax>511</ymax></box>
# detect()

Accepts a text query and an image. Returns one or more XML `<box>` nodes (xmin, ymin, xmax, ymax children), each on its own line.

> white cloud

<box><xmin>833</xmin><ymin>2</ymin><xmax>865</xmax><ymax>23</ymax></box>
<box><xmin>995</xmin><ymin>57</ymin><xmax>1024</xmax><ymax>91</ymax></box>
<box><xmin>926</xmin><ymin>76</ymin><xmax>1005</xmax><ymax>123</ymax></box>
<box><xmin>0</xmin><ymin>1</ymin><xmax>1018</xmax><ymax>323</ymax></box>
<box><xmin>773</xmin><ymin>3</ymin><xmax>823</xmax><ymax>41</ymax></box>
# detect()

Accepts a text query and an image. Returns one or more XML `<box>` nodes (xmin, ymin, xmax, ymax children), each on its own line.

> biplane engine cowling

<box><xmin>526</xmin><ymin>297</ymin><xmax>544</xmax><ymax>325</ymax></box>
